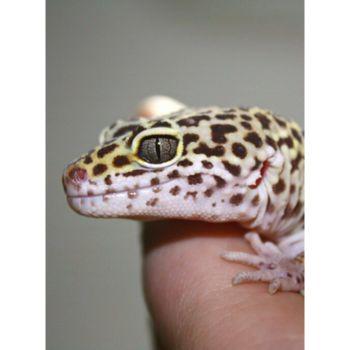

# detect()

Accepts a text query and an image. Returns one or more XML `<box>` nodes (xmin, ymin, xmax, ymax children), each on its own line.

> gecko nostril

<box><xmin>68</xmin><ymin>167</ymin><xmax>88</xmax><ymax>184</ymax></box>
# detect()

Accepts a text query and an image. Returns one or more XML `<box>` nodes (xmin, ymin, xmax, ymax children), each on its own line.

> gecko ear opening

<box><xmin>134</xmin><ymin>95</ymin><xmax>186</xmax><ymax>120</ymax></box>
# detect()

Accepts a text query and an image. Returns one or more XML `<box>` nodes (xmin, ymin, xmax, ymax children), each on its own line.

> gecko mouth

<box><xmin>66</xmin><ymin>178</ymin><xmax>179</xmax><ymax>200</ymax></box>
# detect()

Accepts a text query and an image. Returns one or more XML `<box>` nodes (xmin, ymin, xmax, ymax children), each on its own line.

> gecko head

<box><xmin>63</xmin><ymin>105</ymin><xmax>283</xmax><ymax>221</ymax></box>
<box><xmin>63</xmin><ymin>116</ymin><xmax>188</xmax><ymax>218</ymax></box>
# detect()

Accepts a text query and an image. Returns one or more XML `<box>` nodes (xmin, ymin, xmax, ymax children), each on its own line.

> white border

<box><xmin>306</xmin><ymin>0</ymin><xmax>350</xmax><ymax>349</ymax></box>
<box><xmin>0</xmin><ymin>1</ymin><xmax>45</xmax><ymax>349</ymax></box>
<box><xmin>1</xmin><ymin>0</ymin><xmax>350</xmax><ymax>348</ymax></box>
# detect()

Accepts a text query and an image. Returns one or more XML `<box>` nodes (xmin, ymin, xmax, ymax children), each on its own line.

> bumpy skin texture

<box><xmin>63</xmin><ymin>101</ymin><xmax>304</xmax><ymax>293</ymax></box>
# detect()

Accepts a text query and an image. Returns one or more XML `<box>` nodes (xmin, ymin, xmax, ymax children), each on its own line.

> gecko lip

<box><xmin>65</xmin><ymin>178</ymin><xmax>179</xmax><ymax>200</ymax></box>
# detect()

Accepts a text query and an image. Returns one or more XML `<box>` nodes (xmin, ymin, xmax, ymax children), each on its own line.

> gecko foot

<box><xmin>221</xmin><ymin>232</ymin><xmax>304</xmax><ymax>294</ymax></box>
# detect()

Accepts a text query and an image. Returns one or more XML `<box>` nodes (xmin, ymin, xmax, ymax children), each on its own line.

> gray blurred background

<box><xmin>47</xmin><ymin>1</ymin><xmax>303</xmax><ymax>349</ymax></box>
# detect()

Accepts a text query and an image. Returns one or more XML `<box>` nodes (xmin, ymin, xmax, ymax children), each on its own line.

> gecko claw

<box><xmin>268</xmin><ymin>279</ymin><xmax>281</xmax><ymax>295</ymax></box>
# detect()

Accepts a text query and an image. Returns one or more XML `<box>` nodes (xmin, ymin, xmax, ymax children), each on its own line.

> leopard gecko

<box><xmin>62</xmin><ymin>96</ymin><xmax>304</xmax><ymax>294</ymax></box>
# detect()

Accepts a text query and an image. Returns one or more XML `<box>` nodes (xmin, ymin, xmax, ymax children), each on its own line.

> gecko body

<box><xmin>63</xmin><ymin>97</ymin><xmax>304</xmax><ymax>294</ymax></box>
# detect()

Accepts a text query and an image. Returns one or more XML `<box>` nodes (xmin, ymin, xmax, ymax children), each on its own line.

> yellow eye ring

<box><xmin>131</xmin><ymin>127</ymin><xmax>183</xmax><ymax>169</ymax></box>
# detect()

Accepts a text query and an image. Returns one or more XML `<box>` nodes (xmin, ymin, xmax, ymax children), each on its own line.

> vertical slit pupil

<box><xmin>138</xmin><ymin>135</ymin><xmax>179</xmax><ymax>164</ymax></box>
<box><xmin>155</xmin><ymin>137</ymin><xmax>161</xmax><ymax>162</ymax></box>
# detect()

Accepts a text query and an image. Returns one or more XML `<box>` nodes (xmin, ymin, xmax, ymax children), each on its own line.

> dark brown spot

<box><xmin>278</xmin><ymin>137</ymin><xmax>294</xmax><ymax>149</ymax></box>
<box><xmin>215</xmin><ymin>113</ymin><xmax>236</xmax><ymax>120</ymax></box>
<box><xmin>251</xmin><ymin>157</ymin><xmax>262</xmax><ymax>171</ymax></box>
<box><xmin>188</xmin><ymin>173</ymin><xmax>203</xmax><ymax>185</ymax></box>
<box><xmin>204</xmin><ymin>188</ymin><xmax>213</xmax><ymax>197</ymax></box>
<box><xmin>91</xmin><ymin>164</ymin><xmax>107</xmax><ymax>176</ymax></box>
<box><xmin>274</xmin><ymin>115</ymin><xmax>287</xmax><ymax>128</ymax></box>
<box><xmin>113</xmin><ymin>125</ymin><xmax>140</xmax><ymax>138</ymax></box>
<box><xmin>170</xmin><ymin>186</ymin><xmax>181</xmax><ymax>196</ymax></box>
<box><xmin>244</xmin><ymin>132</ymin><xmax>263</xmax><ymax>148</ymax></box>
<box><xmin>183</xmin><ymin>133</ymin><xmax>199</xmax><ymax>146</ymax></box>
<box><xmin>113</xmin><ymin>156</ymin><xmax>130</xmax><ymax>167</ymax></box>
<box><xmin>126</xmin><ymin>204</ymin><xmax>132</xmax><ymax>210</ymax></box>
<box><xmin>255</xmin><ymin>112</ymin><xmax>271</xmax><ymax>129</ymax></box>
<box><xmin>177</xmin><ymin>115</ymin><xmax>210</xmax><ymax>127</ymax></box>
<box><xmin>222</xmin><ymin>161</ymin><xmax>241</xmax><ymax>176</ymax></box>
<box><xmin>150</xmin><ymin>177</ymin><xmax>160</xmax><ymax>186</ymax></box>
<box><xmin>178</xmin><ymin>159</ymin><xmax>193</xmax><ymax>167</ymax></box>
<box><xmin>185</xmin><ymin>191</ymin><xmax>197</xmax><ymax>199</ymax></box>
<box><xmin>183</xmin><ymin>133</ymin><xmax>199</xmax><ymax>155</ymax></box>
<box><xmin>240</xmin><ymin>121</ymin><xmax>252</xmax><ymax>130</ymax></box>
<box><xmin>265</xmin><ymin>135</ymin><xmax>277</xmax><ymax>150</ymax></box>
<box><xmin>211</xmin><ymin>124</ymin><xmax>237</xmax><ymax>144</ymax></box>
<box><xmin>213</xmin><ymin>175</ymin><xmax>226</xmax><ymax>188</ymax></box>
<box><xmin>97</xmin><ymin>143</ymin><xmax>117</xmax><ymax>158</ymax></box>
<box><xmin>232</xmin><ymin>142</ymin><xmax>247</xmax><ymax>159</ymax></box>
<box><xmin>84</xmin><ymin>155</ymin><xmax>93</xmax><ymax>164</ymax></box>
<box><xmin>230</xmin><ymin>193</ymin><xmax>243</xmax><ymax>205</ymax></box>
<box><xmin>146</xmin><ymin>198</ymin><xmax>158</xmax><ymax>207</ymax></box>
<box><xmin>272</xmin><ymin>178</ymin><xmax>286</xmax><ymax>194</ymax></box>
<box><xmin>123</xmin><ymin>169</ymin><xmax>148</xmax><ymax>177</ymax></box>
<box><xmin>290</xmin><ymin>184</ymin><xmax>296</xmax><ymax>194</ymax></box>
<box><xmin>202</xmin><ymin>160</ymin><xmax>213</xmax><ymax>169</ymax></box>
<box><xmin>126</xmin><ymin>126</ymin><xmax>146</xmax><ymax>147</ymax></box>
<box><xmin>167</xmin><ymin>169</ymin><xmax>180</xmax><ymax>179</ymax></box>
<box><xmin>193</xmin><ymin>143</ymin><xmax>225</xmax><ymax>157</ymax></box>
<box><xmin>240</xmin><ymin>114</ymin><xmax>252</xmax><ymax>121</ymax></box>
<box><xmin>251</xmin><ymin>195</ymin><xmax>260</xmax><ymax>206</ymax></box>
<box><xmin>212</xmin><ymin>202</ymin><xmax>216</xmax><ymax>207</ymax></box>
<box><xmin>152</xmin><ymin>120</ymin><xmax>172</xmax><ymax>128</ymax></box>
<box><xmin>104</xmin><ymin>175</ymin><xmax>112</xmax><ymax>185</ymax></box>
<box><xmin>291</xmin><ymin>153</ymin><xmax>303</xmax><ymax>172</ymax></box>
<box><xmin>291</xmin><ymin>128</ymin><xmax>303</xmax><ymax>143</ymax></box>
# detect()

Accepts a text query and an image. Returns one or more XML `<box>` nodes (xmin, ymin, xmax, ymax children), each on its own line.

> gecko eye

<box><xmin>137</xmin><ymin>135</ymin><xmax>179</xmax><ymax>164</ymax></box>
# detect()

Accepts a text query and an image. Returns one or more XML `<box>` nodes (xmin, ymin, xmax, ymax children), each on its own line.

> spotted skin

<box><xmin>63</xmin><ymin>102</ymin><xmax>304</xmax><ymax>294</ymax></box>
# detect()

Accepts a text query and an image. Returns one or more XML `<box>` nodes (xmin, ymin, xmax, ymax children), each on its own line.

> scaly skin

<box><xmin>63</xmin><ymin>97</ymin><xmax>304</xmax><ymax>293</ymax></box>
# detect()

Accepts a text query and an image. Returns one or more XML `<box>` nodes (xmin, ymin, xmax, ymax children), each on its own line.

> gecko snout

<box><xmin>67</xmin><ymin>167</ymin><xmax>88</xmax><ymax>184</ymax></box>
<box><xmin>62</xmin><ymin>166</ymin><xmax>89</xmax><ymax>194</ymax></box>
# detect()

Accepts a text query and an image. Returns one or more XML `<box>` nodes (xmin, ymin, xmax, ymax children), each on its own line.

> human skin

<box><xmin>142</xmin><ymin>220</ymin><xmax>304</xmax><ymax>350</ymax></box>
